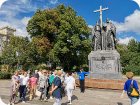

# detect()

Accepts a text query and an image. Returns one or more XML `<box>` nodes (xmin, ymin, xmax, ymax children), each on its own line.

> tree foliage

<box><xmin>1</xmin><ymin>36</ymin><xmax>33</xmax><ymax>67</ymax></box>
<box><xmin>117</xmin><ymin>39</ymin><xmax>140</xmax><ymax>75</ymax></box>
<box><xmin>27</xmin><ymin>5</ymin><xmax>91</xmax><ymax>70</ymax></box>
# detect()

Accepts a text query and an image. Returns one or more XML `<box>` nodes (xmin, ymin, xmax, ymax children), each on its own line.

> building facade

<box><xmin>0</xmin><ymin>26</ymin><xmax>16</xmax><ymax>53</ymax></box>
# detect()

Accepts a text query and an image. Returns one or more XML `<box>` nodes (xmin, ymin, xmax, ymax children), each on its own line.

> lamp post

<box><xmin>16</xmin><ymin>51</ymin><xmax>20</xmax><ymax>70</ymax></box>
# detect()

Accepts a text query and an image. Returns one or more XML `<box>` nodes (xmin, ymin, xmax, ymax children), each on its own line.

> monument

<box><xmin>88</xmin><ymin>6</ymin><xmax>122</xmax><ymax>80</ymax></box>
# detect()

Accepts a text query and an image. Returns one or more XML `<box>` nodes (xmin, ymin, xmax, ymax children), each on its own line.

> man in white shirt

<box><xmin>19</xmin><ymin>72</ymin><xmax>29</xmax><ymax>103</ymax></box>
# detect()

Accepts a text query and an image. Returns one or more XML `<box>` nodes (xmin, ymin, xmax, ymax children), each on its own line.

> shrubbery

<box><xmin>122</xmin><ymin>65</ymin><xmax>140</xmax><ymax>76</ymax></box>
<box><xmin>0</xmin><ymin>71</ymin><xmax>11</xmax><ymax>79</ymax></box>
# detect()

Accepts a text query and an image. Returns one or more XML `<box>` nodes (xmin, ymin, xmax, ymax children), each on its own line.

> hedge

<box><xmin>122</xmin><ymin>65</ymin><xmax>140</xmax><ymax>75</ymax></box>
<box><xmin>0</xmin><ymin>72</ymin><xmax>11</xmax><ymax>79</ymax></box>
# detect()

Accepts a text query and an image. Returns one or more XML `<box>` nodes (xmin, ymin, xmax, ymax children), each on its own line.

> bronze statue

<box><xmin>92</xmin><ymin>19</ymin><xmax>117</xmax><ymax>50</ymax></box>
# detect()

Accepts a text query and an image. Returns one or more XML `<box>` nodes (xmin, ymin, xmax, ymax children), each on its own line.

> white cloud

<box><xmin>0</xmin><ymin>0</ymin><xmax>35</xmax><ymax>36</ymax></box>
<box><xmin>0</xmin><ymin>0</ymin><xmax>59</xmax><ymax>37</ymax></box>
<box><xmin>112</xmin><ymin>10</ymin><xmax>140</xmax><ymax>34</ymax></box>
<box><xmin>0</xmin><ymin>0</ymin><xmax>7</xmax><ymax>9</ymax></box>
<box><xmin>88</xmin><ymin>25</ymin><xmax>93</xmax><ymax>29</ymax></box>
<box><xmin>21</xmin><ymin>17</ymin><xmax>31</xmax><ymax>26</ymax></box>
<box><xmin>118</xmin><ymin>36</ymin><xmax>136</xmax><ymax>45</ymax></box>
<box><xmin>49</xmin><ymin>0</ymin><xmax>58</xmax><ymax>4</ymax></box>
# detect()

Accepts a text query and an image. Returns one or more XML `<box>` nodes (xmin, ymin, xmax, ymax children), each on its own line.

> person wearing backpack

<box><xmin>121</xmin><ymin>72</ymin><xmax>139</xmax><ymax>105</ymax></box>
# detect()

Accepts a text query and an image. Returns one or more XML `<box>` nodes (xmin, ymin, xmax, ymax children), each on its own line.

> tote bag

<box><xmin>127</xmin><ymin>80</ymin><xmax>139</xmax><ymax>97</ymax></box>
<box><xmin>35</xmin><ymin>89</ymin><xmax>41</xmax><ymax>97</ymax></box>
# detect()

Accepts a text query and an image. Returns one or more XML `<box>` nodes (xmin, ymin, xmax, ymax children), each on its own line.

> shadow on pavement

<box><xmin>62</xmin><ymin>95</ymin><xmax>78</xmax><ymax>105</ymax></box>
<box><xmin>117</xmin><ymin>102</ymin><xmax>123</xmax><ymax>105</ymax></box>
<box><xmin>72</xmin><ymin>95</ymin><xmax>78</xmax><ymax>101</ymax></box>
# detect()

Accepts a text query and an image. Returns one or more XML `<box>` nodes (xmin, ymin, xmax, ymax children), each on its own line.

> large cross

<box><xmin>94</xmin><ymin>6</ymin><xmax>109</xmax><ymax>28</ymax></box>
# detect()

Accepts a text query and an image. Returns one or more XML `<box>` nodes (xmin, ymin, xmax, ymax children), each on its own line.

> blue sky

<box><xmin>0</xmin><ymin>0</ymin><xmax>140</xmax><ymax>44</ymax></box>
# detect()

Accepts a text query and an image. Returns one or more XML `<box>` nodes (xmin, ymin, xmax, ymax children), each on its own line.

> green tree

<box><xmin>1</xmin><ymin>36</ymin><xmax>34</xmax><ymax>69</ymax></box>
<box><xmin>127</xmin><ymin>39</ymin><xmax>138</xmax><ymax>52</ymax></box>
<box><xmin>117</xmin><ymin>39</ymin><xmax>140</xmax><ymax>75</ymax></box>
<box><xmin>31</xmin><ymin>36</ymin><xmax>52</xmax><ymax>64</ymax></box>
<box><xmin>27</xmin><ymin>5</ymin><xmax>91</xmax><ymax>70</ymax></box>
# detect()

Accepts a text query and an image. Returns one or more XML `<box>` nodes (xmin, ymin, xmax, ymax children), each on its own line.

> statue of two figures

<box><xmin>92</xmin><ymin>19</ymin><xmax>117</xmax><ymax>51</ymax></box>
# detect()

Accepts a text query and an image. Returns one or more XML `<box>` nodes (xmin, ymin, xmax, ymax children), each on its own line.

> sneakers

<box><xmin>8</xmin><ymin>103</ymin><xmax>15</xmax><ymax>105</ymax></box>
<box><xmin>68</xmin><ymin>100</ymin><xmax>72</xmax><ymax>104</ymax></box>
<box><xmin>44</xmin><ymin>98</ymin><xmax>48</xmax><ymax>101</ymax></box>
<box><xmin>50</xmin><ymin>96</ymin><xmax>53</xmax><ymax>99</ymax></box>
<box><xmin>22</xmin><ymin>101</ymin><xmax>25</xmax><ymax>103</ymax></box>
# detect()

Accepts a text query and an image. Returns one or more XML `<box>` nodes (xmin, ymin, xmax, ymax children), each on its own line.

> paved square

<box><xmin>0</xmin><ymin>80</ymin><xmax>130</xmax><ymax>105</ymax></box>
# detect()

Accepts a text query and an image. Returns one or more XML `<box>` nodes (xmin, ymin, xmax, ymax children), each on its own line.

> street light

<box><xmin>16</xmin><ymin>51</ymin><xmax>20</xmax><ymax>70</ymax></box>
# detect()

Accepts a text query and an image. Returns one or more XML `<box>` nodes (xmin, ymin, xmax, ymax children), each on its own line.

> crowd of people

<box><xmin>8</xmin><ymin>68</ymin><xmax>79</xmax><ymax>105</ymax></box>
<box><xmin>3</xmin><ymin>67</ymin><xmax>140</xmax><ymax>105</ymax></box>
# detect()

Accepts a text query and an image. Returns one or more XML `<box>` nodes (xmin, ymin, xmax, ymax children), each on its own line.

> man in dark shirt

<box><xmin>50</xmin><ymin>70</ymin><xmax>62</xmax><ymax>105</ymax></box>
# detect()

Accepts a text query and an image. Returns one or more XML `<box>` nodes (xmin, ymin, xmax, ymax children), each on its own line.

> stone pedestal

<box><xmin>76</xmin><ymin>78</ymin><xmax>125</xmax><ymax>90</ymax></box>
<box><xmin>88</xmin><ymin>50</ymin><xmax>122</xmax><ymax>80</ymax></box>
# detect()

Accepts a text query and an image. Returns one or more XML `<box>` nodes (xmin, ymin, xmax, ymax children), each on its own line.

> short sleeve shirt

<box><xmin>52</xmin><ymin>76</ymin><xmax>62</xmax><ymax>98</ymax></box>
<box><xmin>124</xmin><ymin>79</ymin><xmax>139</xmax><ymax>92</ymax></box>
<box><xmin>29</xmin><ymin>77</ymin><xmax>37</xmax><ymax>87</ymax></box>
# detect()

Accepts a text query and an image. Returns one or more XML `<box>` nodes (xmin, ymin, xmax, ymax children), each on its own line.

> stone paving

<box><xmin>0</xmin><ymin>80</ymin><xmax>130</xmax><ymax>105</ymax></box>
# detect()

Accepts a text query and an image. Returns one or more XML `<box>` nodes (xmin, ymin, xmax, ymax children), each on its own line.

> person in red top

<box><xmin>29</xmin><ymin>74</ymin><xmax>37</xmax><ymax>100</ymax></box>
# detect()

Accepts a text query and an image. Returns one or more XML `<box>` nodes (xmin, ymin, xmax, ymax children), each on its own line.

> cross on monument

<box><xmin>94</xmin><ymin>6</ymin><xmax>109</xmax><ymax>28</ymax></box>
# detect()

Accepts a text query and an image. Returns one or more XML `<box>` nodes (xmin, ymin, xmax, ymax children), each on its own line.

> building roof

<box><xmin>0</xmin><ymin>26</ymin><xmax>16</xmax><ymax>32</ymax></box>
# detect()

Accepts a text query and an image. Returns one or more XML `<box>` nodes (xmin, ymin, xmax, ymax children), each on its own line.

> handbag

<box><xmin>127</xmin><ymin>80</ymin><xmax>139</xmax><ymax>97</ymax></box>
<box><xmin>35</xmin><ymin>89</ymin><xmax>41</xmax><ymax>97</ymax></box>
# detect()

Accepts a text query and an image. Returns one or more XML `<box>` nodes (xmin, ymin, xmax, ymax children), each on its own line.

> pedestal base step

<box><xmin>76</xmin><ymin>78</ymin><xmax>125</xmax><ymax>90</ymax></box>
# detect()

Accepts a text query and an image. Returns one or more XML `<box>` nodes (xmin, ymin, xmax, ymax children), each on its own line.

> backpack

<box><xmin>127</xmin><ymin>80</ymin><xmax>139</xmax><ymax>97</ymax></box>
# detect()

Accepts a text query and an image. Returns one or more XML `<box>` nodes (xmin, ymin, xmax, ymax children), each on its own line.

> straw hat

<box><xmin>126</xmin><ymin>72</ymin><xmax>134</xmax><ymax>79</ymax></box>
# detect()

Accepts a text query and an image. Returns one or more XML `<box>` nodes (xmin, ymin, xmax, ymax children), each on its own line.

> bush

<box><xmin>82</xmin><ymin>64</ymin><xmax>89</xmax><ymax>72</ymax></box>
<box><xmin>0</xmin><ymin>72</ymin><xmax>11</xmax><ymax>79</ymax></box>
<box><xmin>122</xmin><ymin>65</ymin><xmax>140</xmax><ymax>75</ymax></box>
